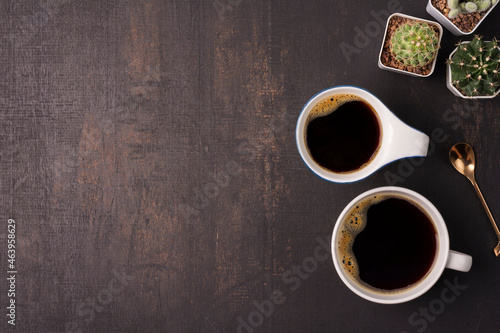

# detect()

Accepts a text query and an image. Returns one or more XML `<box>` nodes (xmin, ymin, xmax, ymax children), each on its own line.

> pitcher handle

<box><xmin>387</xmin><ymin>117</ymin><xmax>429</xmax><ymax>162</ymax></box>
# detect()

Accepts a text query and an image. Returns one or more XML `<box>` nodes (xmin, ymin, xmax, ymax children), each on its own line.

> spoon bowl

<box><xmin>449</xmin><ymin>143</ymin><xmax>476</xmax><ymax>181</ymax></box>
<box><xmin>449</xmin><ymin>143</ymin><xmax>500</xmax><ymax>256</ymax></box>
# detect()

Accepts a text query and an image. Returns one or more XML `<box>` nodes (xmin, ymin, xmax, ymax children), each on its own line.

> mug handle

<box><xmin>446</xmin><ymin>250</ymin><xmax>473</xmax><ymax>272</ymax></box>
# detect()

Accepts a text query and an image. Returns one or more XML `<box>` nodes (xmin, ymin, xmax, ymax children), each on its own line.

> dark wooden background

<box><xmin>1</xmin><ymin>0</ymin><xmax>500</xmax><ymax>332</ymax></box>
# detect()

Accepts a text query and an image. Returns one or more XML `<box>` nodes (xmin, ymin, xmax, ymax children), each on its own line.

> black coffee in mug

<box><xmin>305</xmin><ymin>94</ymin><xmax>381</xmax><ymax>173</ymax></box>
<box><xmin>337</xmin><ymin>193</ymin><xmax>437</xmax><ymax>293</ymax></box>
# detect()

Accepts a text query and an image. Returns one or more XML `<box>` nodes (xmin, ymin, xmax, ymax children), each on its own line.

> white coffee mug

<box><xmin>331</xmin><ymin>186</ymin><xmax>472</xmax><ymax>304</ymax></box>
<box><xmin>296</xmin><ymin>86</ymin><xmax>429</xmax><ymax>183</ymax></box>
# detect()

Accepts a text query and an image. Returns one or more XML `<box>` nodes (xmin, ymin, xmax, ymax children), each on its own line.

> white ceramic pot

<box><xmin>378</xmin><ymin>13</ymin><xmax>443</xmax><ymax>78</ymax></box>
<box><xmin>426</xmin><ymin>0</ymin><xmax>499</xmax><ymax>36</ymax></box>
<box><xmin>447</xmin><ymin>42</ymin><xmax>500</xmax><ymax>99</ymax></box>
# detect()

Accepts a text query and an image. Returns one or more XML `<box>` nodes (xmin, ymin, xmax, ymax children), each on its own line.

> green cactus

<box><xmin>449</xmin><ymin>8</ymin><xmax>462</xmax><ymax>17</ymax></box>
<box><xmin>477</xmin><ymin>0</ymin><xmax>493</xmax><ymax>10</ymax></box>
<box><xmin>448</xmin><ymin>36</ymin><xmax>500</xmax><ymax>96</ymax></box>
<box><xmin>389</xmin><ymin>22</ymin><xmax>439</xmax><ymax>68</ymax></box>
<box><xmin>447</xmin><ymin>0</ymin><xmax>494</xmax><ymax>19</ymax></box>
<box><xmin>465</xmin><ymin>2</ymin><xmax>478</xmax><ymax>11</ymax></box>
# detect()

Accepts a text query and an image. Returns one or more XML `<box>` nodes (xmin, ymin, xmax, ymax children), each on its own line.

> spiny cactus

<box><xmin>447</xmin><ymin>0</ymin><xmax>497</xmax><ymax>19</ymax></box>
<box><xmin>389</xmin><ymin>22</ymin><xmax>439</xmax><ymax>68</ymax></box>
<box><xmin>448</xmin><ymin>36</ymin><xmax>500</xmax><ymax>96</ymax></box>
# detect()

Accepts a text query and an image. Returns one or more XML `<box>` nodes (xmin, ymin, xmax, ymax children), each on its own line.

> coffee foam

<box><xmin>337</xmin><ymin>193</ymin><xmax>436</xmax><ymax>295</ymax></box>
<box><xmin>306</xmin><ymin>93</ymin><xmax>366</xmax><ymax>124</ymax></box>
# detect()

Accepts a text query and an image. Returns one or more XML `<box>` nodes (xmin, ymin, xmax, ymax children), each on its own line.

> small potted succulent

<box><xmin>427</xmin><ymin>0</ymin><xmax>499</xmax><ymax>36</ymax></box>
<box><xmin>378</xmin><ymin>13</ymin><xmax>443</xmax><ymax>77</ymax></box>
<box><xmin>447</xmin><ymin>36</ymin><xmax>500</xmax><ymax>98</ymax></box>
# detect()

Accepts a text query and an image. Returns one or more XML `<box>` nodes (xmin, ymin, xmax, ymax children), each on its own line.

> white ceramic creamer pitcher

<box><xmin>296</xmin><ymin>86</ymin><xmax>429</xmax><ymax>183</ymax></box>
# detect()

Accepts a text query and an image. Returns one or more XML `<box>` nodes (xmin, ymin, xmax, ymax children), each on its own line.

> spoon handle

<box><xmin>472</xmin><ymin>181</ymin><xmax>500</xmax><ymax>239</ymax></box>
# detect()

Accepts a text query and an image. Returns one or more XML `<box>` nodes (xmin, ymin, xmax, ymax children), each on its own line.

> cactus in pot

<box><xmin>447</xmin><ymin>36</ymin><xmax>500</xmax><ymax>97</ymax></box>
<box><xmin>389</xmin><ymin>22</ymin><xmax>440</xmax><ymax>68</ymax></box>
<box><xmin>448</xmin><ymin>0</ymin><xmax>497</xmax><ymax>19</ymax></box>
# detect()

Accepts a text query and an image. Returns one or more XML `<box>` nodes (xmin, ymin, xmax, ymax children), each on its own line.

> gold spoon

<box><xmin>450</xmin><ymin>143</ymin><xmax>500</xmax><ymax>256</ymax></box>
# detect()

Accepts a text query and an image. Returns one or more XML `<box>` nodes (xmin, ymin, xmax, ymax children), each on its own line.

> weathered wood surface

<box><xmin>0</xmin><ymin>0</ymin><xmax>499</xmax><ymax>332</ymax></box>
